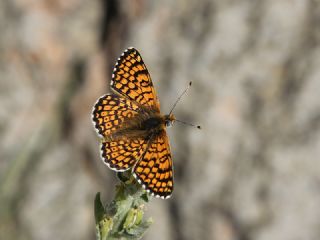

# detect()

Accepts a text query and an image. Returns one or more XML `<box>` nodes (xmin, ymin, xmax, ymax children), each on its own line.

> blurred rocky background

<box><xmin>1</xmin><ymin>0</ymin><xmax>320</xmax><ymax>239</ymax></box>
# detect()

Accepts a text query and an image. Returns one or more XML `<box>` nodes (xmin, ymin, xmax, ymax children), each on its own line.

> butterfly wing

<box><xmin>111</xmin><ymin>47</ymin><xmax>160</xmax><ymax>112</ymax></box>
<box><xmin>93</xmin><ymin>48</ymin><xmax>175</xmax><ymax>198</ymax></box>
<box><xmin>101</xmin><ymin>138</ymin><xmax>148</xmax><ymax>171</ymax></box>
<box><xmin>92</xmin><ymin>94</ymin><xmax>140</xmax><ymax>138</ymax></box>
<box><xmin>133</xmin><ymin>131</ymin><xmax>174</xmax><ymax>199</ymax></box>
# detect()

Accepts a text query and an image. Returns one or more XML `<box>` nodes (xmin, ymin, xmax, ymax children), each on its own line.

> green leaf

<box><xmin>140</xmin><ymin>193</ymin><xmax>149</xmax><ymax>203</ymax></box>
<box><xmin>94</xmin><ymin>192</ymin><xmax>105</xmax><ymax>223</ymax></box>
<box><xmin>95</xmin><ymin>193</ymin><xmax>114</xmax><ymax>240</ymax></box>
<box><xmin>134</xmin><ymin>208</ymin><xmax>144</xmax><ymax>225</ymax></box>
<box><xmin>123</xmin><ymin>208</ymin><xmax>138</xmax><ymax>230</ymax></box>
<box><xmin>98</xmin><ymin>217</ymin><xmax>113</xmax><ymax>240</ymax></box>
<box><xmin>124</xmin><ymin>219</ymin><xmax>153</xmax><ymax>238</ymax></box>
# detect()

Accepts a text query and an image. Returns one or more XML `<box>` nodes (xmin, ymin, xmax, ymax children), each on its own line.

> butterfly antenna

<box><xmin>169</xmin><ymin>81</ymin><xmax>192</xmax><ymax>115</ymax></box>
<box><xmin>175</xmin><ymin>119</ymin><xmax>201</xmax><ymax>129</ymax></box>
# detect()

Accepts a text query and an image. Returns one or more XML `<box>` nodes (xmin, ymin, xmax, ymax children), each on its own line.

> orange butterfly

<box><xmin>92</xmin><ymin>47</ymin><xmax>175</xmax><ymax>199</ymax></box>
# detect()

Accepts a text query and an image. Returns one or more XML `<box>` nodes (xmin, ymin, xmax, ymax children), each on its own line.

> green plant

<box><xmin>94</xmin><ymin>171</ymin><xmax>152</xmax><ymax>240</ymax></box>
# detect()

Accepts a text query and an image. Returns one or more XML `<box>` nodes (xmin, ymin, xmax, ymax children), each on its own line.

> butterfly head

<box><xmin>164</xmin><ymin>114</ymin><xmax>176</xmax><ymax>128</ymax></box>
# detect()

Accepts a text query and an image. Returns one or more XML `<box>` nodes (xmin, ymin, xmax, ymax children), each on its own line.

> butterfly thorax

<box><xmin>107</xmin><ymin>111</ymin><xmax>175</xmax><ymax>142</ymax></box>
<box><xmin>141</xmin><ymin>116</ymin><xmax>163</xmax><ymax>131</ymax></box>
<box><xmin>141</xmin><ymin>113</ymin><xmax>175</xmax><ymax>131</ymax></box>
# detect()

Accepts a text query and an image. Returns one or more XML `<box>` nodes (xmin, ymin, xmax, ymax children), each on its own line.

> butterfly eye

<box><xmin>165</xmin><ymin>120</ymin><xmax>173</xmax><ymax>128</ymax></box>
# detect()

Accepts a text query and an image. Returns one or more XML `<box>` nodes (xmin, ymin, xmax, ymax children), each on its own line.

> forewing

<box><xmin>92</xmin><ymin>94</ymin><xmax>139</xmax><ymax>138</ymax></box>
<box><xmin>133</xmin><ymin>131</ymin><xmax>174</xmax><ymax>199</ymax></box>
<box><xmin>111</xmin><ymin>47</ymin><xmax>160</xmax><ymax>111</ymax></box>
<box><xmin>101</xmin><ymin>138</ymin><xmax>148</xmax><ymax>171</ymax></box>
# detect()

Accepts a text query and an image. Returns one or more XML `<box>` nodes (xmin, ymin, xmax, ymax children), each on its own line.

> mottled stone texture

<box><xmin>1</xmin><ymin>0</ymin><xmax>320</xmax><ymax>240</ymax></box>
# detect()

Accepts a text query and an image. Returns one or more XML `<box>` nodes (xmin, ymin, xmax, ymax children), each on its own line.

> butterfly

<box><xmin>92</xmin><ymin>47</ymin><xmax>175</xmax><ymax>199</ymax></box>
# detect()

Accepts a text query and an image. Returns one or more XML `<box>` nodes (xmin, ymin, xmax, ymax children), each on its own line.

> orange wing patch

<box><xmin>133</xmin><ymin>131</ymin><xmax>173</xmax><ymax>199</ymax></box>
<box><xmin>92</xmin><ymin>94</ymin><xmax>139</xmax><ymax>138</ymax></box>
<box><xmin>111</xmin><ymin>47</ymin><xmax>160</xmax><ymax>111</ymax></box>
<box><xmin>101</xmin><ymin>138</ymin><xmax>148</xmax><ymax>171</ymax></box>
